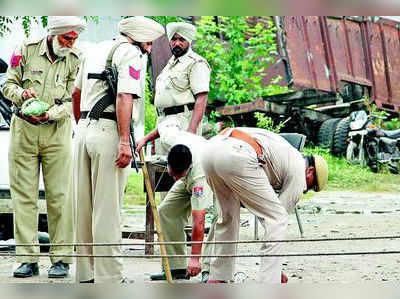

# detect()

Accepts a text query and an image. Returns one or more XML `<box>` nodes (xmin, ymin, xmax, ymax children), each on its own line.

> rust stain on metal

<box><xmin>269</xmin><ymin>16</ymin><xmax>400</xmax><ymax>112</ymax></box>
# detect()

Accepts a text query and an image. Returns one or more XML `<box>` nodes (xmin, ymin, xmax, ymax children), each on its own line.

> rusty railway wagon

<box><xmin>221</xmin><ymin>16</ymin><xmax>400</xmax><ymax>155</ymax></box>
<box><xmin>151</xmin><ymin>16</ymin><xmax>400</xmax><ymax>155</ymax></box>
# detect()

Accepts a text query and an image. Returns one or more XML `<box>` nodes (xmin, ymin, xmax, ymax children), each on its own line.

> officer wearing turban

<box><xmin>137</xmin><ymin>21</ymin><xmax>214</xmax><ymax>282</ymax></box>
<box><xmin>3</xmin><ymin>16</ymin><xmax>86</xmax><ymax>279</ymax></box>
<box><xmin>72</xmin><ymin>16</ymin><xmax>164</xmax><ymax>283</ymax></box>
<box><xmin>145</xmin><ymin>21</ymin><xmax>211</xmax><ymax>143</ymax></box>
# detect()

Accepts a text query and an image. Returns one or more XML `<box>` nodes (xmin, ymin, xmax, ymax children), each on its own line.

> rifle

<box><xmin>87</xmin><ymin>41</ymin><xmax>139</xmax><ymax>172</ymax></box>
<box><xmin>130</xmin><ymin>120</ymin><xmax>139</xmax><ymax>173</ymax></box>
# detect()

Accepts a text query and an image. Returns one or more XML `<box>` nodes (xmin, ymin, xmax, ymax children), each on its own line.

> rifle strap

<box><xmin>88</xmin><ymin>40</ymin><xmax>129</xmax><ymax>120</ymax></box>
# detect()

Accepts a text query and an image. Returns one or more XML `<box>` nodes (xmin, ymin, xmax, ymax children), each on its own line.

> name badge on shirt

<box><xmin>193</xmin><ymin>186</ymin><xmax>204</xmax><ymax>198</ymax></box>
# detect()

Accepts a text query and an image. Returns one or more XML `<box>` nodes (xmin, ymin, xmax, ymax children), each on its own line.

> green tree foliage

<box><xmin>144</xmin><ymin>75</ymin><xmax>158</xmax><ymax>134</ymax></box>
<box><xmin>254</xmin><ymin>112</ymin><xmax>284</xmax><ymax>133</ymax></box>
<box><xmin>194</xmin><ymin>16</ymin><xmax>290</xmax><ymax>106</ymax></box>
<box><xmin>148</xmin><ymin>16</ymin><xmax>184</xmax><ymax>26</ymax></box>
<box><xmin>0</xmin><ymin>16</ymin><xmax>99</xmax><ymax>37</ymax></box>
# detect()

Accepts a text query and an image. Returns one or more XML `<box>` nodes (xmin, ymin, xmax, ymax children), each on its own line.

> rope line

<box><xmin>1</xmin><ymin>251</ymin><xmax>400</xmax><ymax>258</ymax></box>
<box><xmin>9</xmin><ymin>235</ymin><xmax>400</xmax><ymax>247</ymax></box>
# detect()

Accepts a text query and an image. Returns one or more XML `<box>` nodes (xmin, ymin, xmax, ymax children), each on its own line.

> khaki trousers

<box><xmin>158</xmin><ymin>179</ymin><xmax>216</xmax><ymax>272</ymax></box>
<box><xmin>8</xmin><ymin>116</ymin><xmax>73</xmax><ymax>264</ymax></box>
<box><xmin>201</xmin><ymin>137</ymin><xmax>289</xmax><ymax>283</ymax></box>
<box><xmin>74</xmin><ymin>118</ymin><xmax>130</xmax><ymax>283</ymax></box>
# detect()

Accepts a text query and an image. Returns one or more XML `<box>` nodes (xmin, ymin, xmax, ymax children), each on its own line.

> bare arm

<box><xmin>135</xmin><ymin>128</ymin><xmax>160</xmax><ymax>155</ymax></box>
<box><xmin>115</xmin><ymin>92</ymin><xmax>134</xmax><ymax>168</ymax></box>
<box><xmin>72</xmin><ymin>87</ymin><xmax>81</xmax><ymax>124</ymax></box>
<box><xmin>187</xmin><ymin>209</ymin><xmax>206</xmax><ymax>277</ymax></box>
<box><xmin>188</xmin><ymin>92</ymin><xmax>208</xmax><ymax>134</ymax></box>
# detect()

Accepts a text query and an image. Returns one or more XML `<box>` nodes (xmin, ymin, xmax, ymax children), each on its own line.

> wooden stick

<box><xmin>139</xmin><ymin>150</ymin><xmax>173</xmax><ymax>283</ymax></box>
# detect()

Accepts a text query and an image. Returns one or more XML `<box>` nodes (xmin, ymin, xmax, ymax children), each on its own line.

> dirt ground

<box><xmin>1</xmin><ymin>190</ymin><xmax>400</xmax><ymax>283</ymax></box>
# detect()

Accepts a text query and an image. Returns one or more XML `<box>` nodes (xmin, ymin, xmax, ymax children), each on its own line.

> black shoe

<box><xmin>48</xmin><ymin>261</ymin><xmax>69</xmax><ymax>278</ymax></box>
<box><xmin>13</xmin><ymin>263</ymin><xmax>39</xmax><ymax>278</ymax></box>
<box><xmin>80</xmin><ymin>279</ymin><xmax>94</xmax><ymax>283</ymax></box>
<box><xmin>150</xmin><ymin>269</ymin><xmax>189</xmax><ymax>281</ymax></box>
<box><xmin>120</xmin><ymin>277</ymin><xmax>134</xmax><ymax>284</ymax></box>
<box><xmin>201</xmin><ymin>271</ymin><xmax>209</xmax><ymax>283</ymax></box>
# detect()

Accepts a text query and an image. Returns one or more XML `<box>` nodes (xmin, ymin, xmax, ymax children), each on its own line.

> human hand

<box><xmin>21</xmin><ymin>88</ymin><xmax>38</xmax><ymax>100</ymax></box>
<box><xmin>115</xmin><ymin>142</ymin><xmax>132</xmax><ymax>168</ymax></box>
<box><xmin>21</xmin><ymin>112</ymin><xmax>49</xmax><ymax>125</ymax></box>
<box><xmin>187</xmin><ymin>257</ymin><xmax>201</xmax><ymax>277</ymax></box>
<box><xmin>135</xmin><ymin>138</ymin><xmax>146</xmax><ymax>155</ymax></box>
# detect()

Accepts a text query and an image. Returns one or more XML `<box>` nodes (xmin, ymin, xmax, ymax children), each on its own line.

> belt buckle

<box><xmin>257</xmin><ymin>155</ymin><xmax>266</xmax><ymax>165</ymax></box>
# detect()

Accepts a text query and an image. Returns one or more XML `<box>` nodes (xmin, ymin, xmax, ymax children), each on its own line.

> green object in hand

<box><xmin>21</xmin><ymin>98</ymin><xmax>49</xmax><ymax>116</ymax></box>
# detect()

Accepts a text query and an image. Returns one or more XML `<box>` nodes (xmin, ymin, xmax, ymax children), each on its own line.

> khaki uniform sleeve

<box><xmin>189</xmin><ymin>61</ymin><xmax>211</xmax><ymax>96</ymax></box>
<box><xmin>2</xmin><ymin>44</ymin><xmax>26</xmax><ymax>106</ymax></box>
<box><xmin>189</xmin><ymin>176</ymin><xmax>212</xmax><ymax>211</ymax></box>
<box><xmin>114</xmin><ymin>45</ymin><xmax>142</xmax><ymax>98</ymax></box>
<box><xmin>47</xmin><ymin>55</ymin><xmax>81</xmax><ymax>121</ymax></box>
<box><xmin>186</xmin><ymin>157</ymin><xmax>212</xmax><ymax>211</ymax></box>
<box><xmin>277</xmin><ymin>155</ymin><xmax>306</xmax><ymax>213</ymax></box>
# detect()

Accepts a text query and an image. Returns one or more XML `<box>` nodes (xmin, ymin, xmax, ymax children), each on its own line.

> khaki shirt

<box><xmin>159</xmin><ymin>124</ymin><xmax>210</xmax><ymax>211</ymax></box>
<box><xmin>154</xmin><ymin>48</ymin><xmax>211</xmax><ymax>110</ymax></box>
<box><xmin>3</xmin><ymin>37</ymin><xmax>81</xmax><ymax>121</ymax></box>
<box><xmin>238</xmin><ymin>127</ymin><xmax>307</xmax><ymax>213</ymax></box>
<box><xmin>75</xmin><ymin>36</ymin><xmax>145</xmax><ymax>116</ymax></box>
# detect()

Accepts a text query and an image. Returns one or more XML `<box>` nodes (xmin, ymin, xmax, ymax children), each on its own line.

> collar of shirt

<box><xmin>116</xmin><ymin>35</ymin><xmax>131</xmax><ymax>44</ymax></box>
<box><xmin>115</xmin><ymin>35</ymin><xmax>143</xmax><ymax>58</ymax></box>
<box><xmin>171</xmin><ymin>47</ymin><xmax>193</xmax><ymax>67</ymax></box>
<box><xmin>182</xmin><ymin>164</ymin><xmax>193</xmax><ymax>183</ymax></box>
<box><xmin>37</xmin><ymin>37</ymin><xmax>52</xmax><ymax>61</ymax></box>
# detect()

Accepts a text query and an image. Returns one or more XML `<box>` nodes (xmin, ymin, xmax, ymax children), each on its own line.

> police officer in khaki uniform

<box><xmin>200</xmin><ymin>128</ymin><xmax>329</xmax><ymax>283</ymax></box>
<box><xmin>154</xmin><ymin>22</ymin><xmax>211</xmax><ymax>138</ymax></box>
<box><xmin>152</xmin><ymin>21</ymin><xmax>213</xmax><ymax>282</ymax></box>
<box><xmin>3</xmin><ymin>16</ymin><xmax>86</xmax><ymax>279</ymax></box>
<box><xmin>136</xmin><ymin>119</ymin><xmax>216</xmax><ymax>282</ymax></box>
<box><xmin>72</xmin><ymin>17</ymin><xmax>164</xmax><ymax>283</ymax></box>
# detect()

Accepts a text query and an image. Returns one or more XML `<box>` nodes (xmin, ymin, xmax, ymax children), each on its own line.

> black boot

<box><xmin>48</xmin><ymin>261</ymin><xmax>69</xmax><ymax>278</ymax></box>
<box><xmin>150</xmin><ymin>269</ymin><xmax>189</xmax><ymax>281</ymax></box>
<box><xmin>201</xmin><ymin>271</ymin><xmax>209</xmax><ymax>283</ymax></box>
<box><xmin>13</xmin><ymin>263</ymin><xmax>39</xmax><ymax>278</ymax></box>
<box><xmin>79</xmin><ymin>279</ymin><xmax>94</xmax><ymax>283</ymax></box>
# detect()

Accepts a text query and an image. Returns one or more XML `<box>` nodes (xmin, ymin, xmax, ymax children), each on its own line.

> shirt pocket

<box><xmin>21</xmin><ymin>70</ymin><xmax>43</xmax><ymax>93</ymax></box>
<box><xmin>169</xmin><ymin>72</ymin><xmax>190</xmax><ymax>92</ymax></box>
<box><xmin>53</xmin><ymin>74</ymin><xmax>68</xmax><ymax>100</ymax></box>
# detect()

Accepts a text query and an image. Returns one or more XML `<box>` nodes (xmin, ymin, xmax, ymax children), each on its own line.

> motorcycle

<box><xmin>0</xmin><ymin>58</ymin><xmax>12</xmax><ymax>127</ymax></box>
<box><xmin>346</xmin><ymin>110</ymin><xmax>400</xmax><ymax>174</ymax></box>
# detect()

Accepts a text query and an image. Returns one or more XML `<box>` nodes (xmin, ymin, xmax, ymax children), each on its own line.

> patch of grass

<box><xmin>304</xmin><ymin>146</ymin><xmax>400</xmax><ymax>193</ymax></box>
<box><xmin>124</xmin><ymin>172</ymin><xmax>145</xmax><ymax>206</ymax></box>
<box><xmin>124</xmin><ymin>171</ymin><xmax>162</xmax><ymax>206</ymax></box>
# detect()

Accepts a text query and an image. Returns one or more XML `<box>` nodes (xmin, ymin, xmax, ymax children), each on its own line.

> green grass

<box><xmin>124</xmin><ymin>147</ymin><xmax>400</xmax><ymax>206</ymax></box>
<box><xmin>124</xmin><ymin>172</ymin><xmax>146</xmax><ymax>206</ymax></box>
<box><xmin>123</xmin><ymin>172</ymin><xmax>161</xmax><ymax>206</ymax></box>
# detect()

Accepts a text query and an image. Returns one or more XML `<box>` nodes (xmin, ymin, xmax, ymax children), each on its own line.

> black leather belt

<box><xmin>162</xmin><ymin>103</ymin><xmax>195</xmax><ymax>116</ymax></box>
<box><xmin>81</xmin><ymin>111</ymin><xmax>117</xmax><ymax>121</ymax></box>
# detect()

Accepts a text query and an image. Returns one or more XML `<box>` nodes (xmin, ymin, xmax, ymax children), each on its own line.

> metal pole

<box><xmin>294</xmin><ymin>205</ymin><xmax>304</xmax><ymax>238</ymax></box>
<box><xmin>254</xmin><ymin>215</ymin><xmax>259</xmax><ymax>240</ymax></box>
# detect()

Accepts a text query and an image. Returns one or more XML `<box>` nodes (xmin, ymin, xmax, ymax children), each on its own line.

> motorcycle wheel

<box><xmin>346</xmin><ymin>141</ymin><xmax>367</xmax><ymax>167</ymax></box>
<box><xmin>388</xmin><ymin>161</ymin><xmax>400</xmax><ymax>175</ymax></box>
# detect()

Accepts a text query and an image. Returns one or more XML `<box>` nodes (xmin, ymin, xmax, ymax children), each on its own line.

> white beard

<box><xmin>52</xmin><ymin>37</ymin><xmax>71</xmax><ymax>58</ymax></box>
